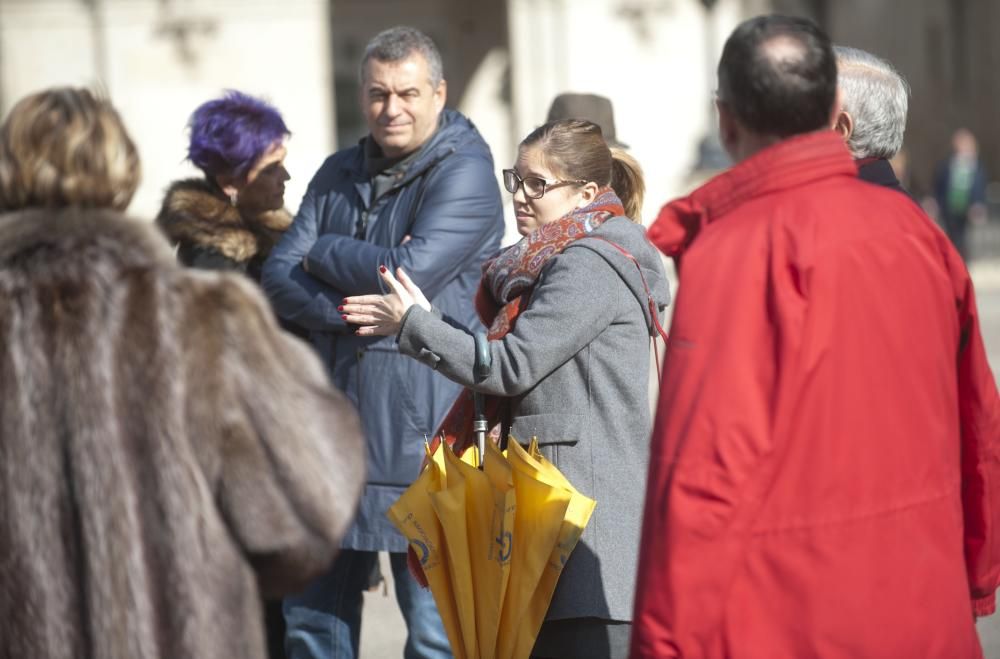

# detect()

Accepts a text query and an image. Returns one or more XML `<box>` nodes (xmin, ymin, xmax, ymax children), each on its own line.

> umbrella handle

<box><xmin>473</xmin><ymin>332</ymin><xmax>491</xmax><ymax>468</ymax></box>
<box><xmin>474</xmin><ymin>332</ymin><xmax>492</xmax><ymax>380</ymax></box>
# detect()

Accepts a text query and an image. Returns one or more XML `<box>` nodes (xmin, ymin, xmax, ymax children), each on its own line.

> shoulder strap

<box><xmin>581</xmin><ymin>236</ymin><xmax>669</xmax><ymax>342</ymax></box>
<box><xmin>580</xmin><ymin>235</ymin><xmax>669</xmax><ymax>378</ymax></box>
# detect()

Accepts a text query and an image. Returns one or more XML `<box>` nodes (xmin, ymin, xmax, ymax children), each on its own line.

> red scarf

<box><xmin>433</xmin><ymin>188</ymin><xmax>625</xmax><ymax>455</ymax></box>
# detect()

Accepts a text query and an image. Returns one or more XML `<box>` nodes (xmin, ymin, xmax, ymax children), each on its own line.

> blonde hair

<box><xmin>0</xmin><ymin>87</ymin><xmax>140</xmax><ymax>212</ymax></box>
<box><xmin>520</xmin><ymin>118</ymin><xmax>645</xmax><ymax>221</ymax></box>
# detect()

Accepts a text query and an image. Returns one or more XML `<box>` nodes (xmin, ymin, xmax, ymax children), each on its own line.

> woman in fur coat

<box><xmin>156</xmin><ymin>90</ymin><xmax>293</xmax><ymax>283</ymax></box>
<box><xmin>0</xmin><ymin>87</ymin><xmax>365</xmax><ymax>659</ymax></box>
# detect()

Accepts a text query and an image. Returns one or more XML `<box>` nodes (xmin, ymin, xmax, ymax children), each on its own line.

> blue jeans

<box><xmin>284</xmin><ymin>550</ymin><xmax>452</xmax><ymax>659</ymax></box>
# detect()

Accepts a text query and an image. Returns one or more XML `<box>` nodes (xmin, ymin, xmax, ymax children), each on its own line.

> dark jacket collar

<box><xmin>348</xmin><ymin>109</ymin><xmax>473</xmax><ymax>185</ymax></box>
<box><xmin>648</xmin><ymin>131</ymin><xmax>855</xmax><ymax>259</ymax></box>
<box><xmin>363</xmin><ymin>135</ymin><xmax>424</xmax><ymax>177</ymax></box>
<box><xmin>155</xmin><ymin>178</ymin><xmax>292</xmax><ymax>263</ymax></box>
<box><xmin>856</xmin><ymin>157</ymin><xmax>907</xmax><ymax>195</ymax></box>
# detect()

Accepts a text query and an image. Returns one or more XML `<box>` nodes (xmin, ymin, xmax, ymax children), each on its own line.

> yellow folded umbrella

<box><xmin>495</xmin><ymin>442</ymin><xmax>571</xmax><ymax>659</ymax></box>
<box><xmin>481</xmin><ymin>440</ymin><xmax>517</xmax><ymax>658</ymax></box>
<box><xmin>387</xmin><ymin>444</ymin><xmax>467</xmax><ymax>659</ymax></box>
<box><xmin>428</xmin><ymin>446</ymin><xmax>479</xmax><ymax>659</ymax></box>
<box><xmin>441</xmin><ymin>441</ymin><xmax>515</xmax><ymax>659</ymax></box>
<box><xmin>503</xmin><ymin>439</ymin><xmax>596</xmax><ymax>659</ymax></box>
<box><xmin>388</xmin><ymin>436</ymin><xmax>594</xmax><ymax>659</ymax></box>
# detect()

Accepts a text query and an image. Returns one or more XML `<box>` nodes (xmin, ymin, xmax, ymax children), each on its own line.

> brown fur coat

<box><xmin>0</xmin><ymin>207</ymin><xmax>364</xmax><ymax>659</ymax></box>
<box><xmin>156</xmin><ymin>178</ymin><xmax>293</xmax><ymax>269</ymax></box>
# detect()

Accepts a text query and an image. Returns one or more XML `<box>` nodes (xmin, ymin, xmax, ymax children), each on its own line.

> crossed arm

<box><xmin>262</xmin><ymin>154</ymin><xmax>501</xmax><ymax>332</ymax></box>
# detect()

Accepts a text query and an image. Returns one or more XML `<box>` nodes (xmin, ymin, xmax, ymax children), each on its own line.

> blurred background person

<box><xmin>832</xmin><ymin>45</ymin><xmax>910</xmax><ymax>194</ymax></box>
<box><xmin>546</xmin><ymin>92</ymin><xmax>628</xmax><ymax>149</ymax></box>
<box><xmin>342</xmin><ymin>118</ymin><xmax>670</xmax><ymax>659</ymax></box>
<box><xmin>0</xmin><ymin>87</ymin><xmax>365</xmax><ymax>659</ymax></box>
<box><xmin>933</xmin><ymin>127</ymin><xmax>989</xmax><ymax>260</ymax></box>
<box><xmin>157</xmin><ymin>90</ymin><xmax>293</xmax><ymax>283</ymax></box>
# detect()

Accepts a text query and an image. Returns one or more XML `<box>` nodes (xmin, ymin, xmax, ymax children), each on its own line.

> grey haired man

<box><xmin>832</xmin><ymin>45</ymin><xmax>910</xmax><ymax>194</ymax></box>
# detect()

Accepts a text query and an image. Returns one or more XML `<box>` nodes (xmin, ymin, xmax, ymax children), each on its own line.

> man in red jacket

<box><xmin>632</xmin><ymin>14</ymin><xmax>1000</xmax><ymax>659</ymax></box>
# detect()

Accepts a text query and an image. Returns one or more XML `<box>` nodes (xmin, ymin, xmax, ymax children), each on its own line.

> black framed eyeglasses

<box><xmin>502</xmin><ymin>169</ymin><xmax>588</xmax><ymax>199</ymax></box>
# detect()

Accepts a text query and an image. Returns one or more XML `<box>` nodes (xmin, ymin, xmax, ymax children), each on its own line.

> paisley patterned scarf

<box><xmin>436</xmin><ymin>187</ymin><xmax>625</xmax><ymax>452</ymax></box>
<box><xmin>476</xmin><ymin>187</ymin><xmax>625</xmax><ymax>338</ymax></box>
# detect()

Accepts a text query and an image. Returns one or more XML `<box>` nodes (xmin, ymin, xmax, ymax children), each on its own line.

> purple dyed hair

<box><xmin>186</xmin><ymin>90</ymin><xmax>289</xmax><ymax>180</ymax></box>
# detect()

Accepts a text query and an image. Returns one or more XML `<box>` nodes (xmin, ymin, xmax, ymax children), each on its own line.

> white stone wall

<box><xmin>0</xmin><ymin>0</ymin><xmax>335</xmax><ymax>220</ymax></box>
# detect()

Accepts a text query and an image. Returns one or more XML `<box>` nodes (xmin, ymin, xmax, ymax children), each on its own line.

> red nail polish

<box><xmin>341</xmin><ymin>315</ymin><xmax>349</xmax><ymax>321</ymax></box>
<box><xmin>379</xmin><ymin>265</ymin><xmax>387</xmax><ymax>273</ymax></box>
<box><xmin>337</xmin><ymin>305</ymin><xmax>344</xmax><ymax>312</ymax></box>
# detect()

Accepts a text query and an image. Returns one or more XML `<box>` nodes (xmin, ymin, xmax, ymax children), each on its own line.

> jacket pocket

<box><xmin>511</xmin><ymin>412</ymin><xmax>593</xmax><ymax>495</ymax></box>
<box><xmin>509</xmin><ymin>412</ymin><xmax>585</xmax><ymax>447</ymax></box>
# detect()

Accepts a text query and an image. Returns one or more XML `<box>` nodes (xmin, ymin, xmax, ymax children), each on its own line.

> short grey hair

<box><xmin>834</xmin><ymin>45</ymin><xmax>910</xmax><ymax>159</ymax></box>
<box><xmin>359</xmin><ymin>26</ymin><xmax>444</xmax><ymax>88</ymax></box>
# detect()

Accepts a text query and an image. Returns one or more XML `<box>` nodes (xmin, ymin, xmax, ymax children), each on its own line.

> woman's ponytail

<box><xmin>610</xmin><ymin>147</ymin><xmax>645</xmax><ymax>222</ymax></box>
<box><xmin>520</xmin><ymin>119</ymin><xmax>645</xmax><ymax>221</ymax></box>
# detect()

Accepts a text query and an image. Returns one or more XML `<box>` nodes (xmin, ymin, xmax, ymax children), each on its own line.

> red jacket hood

<box><xmin>648</xmin><ymin>130</ymin><xmax>856</xmax><ymax>263</ymax></box>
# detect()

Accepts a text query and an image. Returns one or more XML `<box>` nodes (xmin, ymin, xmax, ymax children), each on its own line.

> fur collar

<box><xmin>156</xmin><ymin>178</ymin><xmax>293</xmax><ymax>263</ymax></box>
<box><xmin>0</xmin><ymin>206</ymin><xmax>175</xmax><ymax>270</ymax></box>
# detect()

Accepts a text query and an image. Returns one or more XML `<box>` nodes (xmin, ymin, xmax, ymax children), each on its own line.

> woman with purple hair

<box><xmin>156</xmin><ymin>90</ymin><xmax>292</xmax><ymax>283</ymax></box>
<box><xmin>156</xmin><ymin>90</ymin><xmax>297</xmax><ymax>658</ymax></box>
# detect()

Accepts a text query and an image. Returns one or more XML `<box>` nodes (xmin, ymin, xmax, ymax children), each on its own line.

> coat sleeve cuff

<box><xmin>396</xmin><ymin>306</ymin><xmax>443</xmax><ymax>369</ymax></box>
<box><xmin>973</xmin><ymin>592</ymin><xmax>996</xmax><ymax>617</ymax></box>
<box><xmin>395</xmin><ymin>305</ymin><xmax>419</xmax><ymax>345</ymax></box>
<box><xmin>396</xmin><ymin>306</ymin><xmax>430</xmax><ymax>353</ymax></box>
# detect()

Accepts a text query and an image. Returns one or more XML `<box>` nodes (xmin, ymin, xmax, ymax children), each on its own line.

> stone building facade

<box><xmin>1</xmin><ymin>0</ymin><xmax>995</xmax><ymax>228</ymax></box>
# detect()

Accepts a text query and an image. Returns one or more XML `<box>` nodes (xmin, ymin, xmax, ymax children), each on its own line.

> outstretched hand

<box><xmin>341</xmin><ymin>266</ymin><xmax>431</xmax><ymax>336</ymax></box>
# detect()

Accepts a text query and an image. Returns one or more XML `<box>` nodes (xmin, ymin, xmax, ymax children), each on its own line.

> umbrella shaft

<box><xmin>472</xmin><ymin>418</ymin><xmax>488</xmax><ymax>468</ymax></box>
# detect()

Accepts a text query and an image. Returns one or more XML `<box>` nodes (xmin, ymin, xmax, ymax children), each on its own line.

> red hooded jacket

<box><xmin>631</xmin><ymin>131</ymin><xmax>1000</xmax><ymax>658</ymax></box>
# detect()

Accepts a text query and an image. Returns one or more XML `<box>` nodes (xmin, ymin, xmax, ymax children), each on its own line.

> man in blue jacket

<box><xmin>262</xmin><ymin>25</ymin><xmax>504</xmax><ymax>659</ymax></box>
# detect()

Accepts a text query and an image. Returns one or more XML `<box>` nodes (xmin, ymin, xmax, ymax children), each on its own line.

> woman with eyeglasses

<box><xmin>341</xmin><ymin>118</ymin><xmax>670</xmax><ymax>659</ymax></box>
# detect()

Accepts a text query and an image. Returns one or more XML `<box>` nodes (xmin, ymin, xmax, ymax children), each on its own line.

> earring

<box><xmin>229</xmin><ymin>191</ymin><xmax>238</xmax><ymax>207</ymax></box>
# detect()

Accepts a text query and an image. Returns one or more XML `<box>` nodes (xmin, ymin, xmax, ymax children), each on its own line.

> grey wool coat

<box><xmin>397</xmin><ymin>216</ymin><xmax>670</xmax><ymax>622</ymax></box>
<box><xmin>0</xmin><ymin>208</ymin><xmax>365</xmax><ymax>659</ymax></box>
